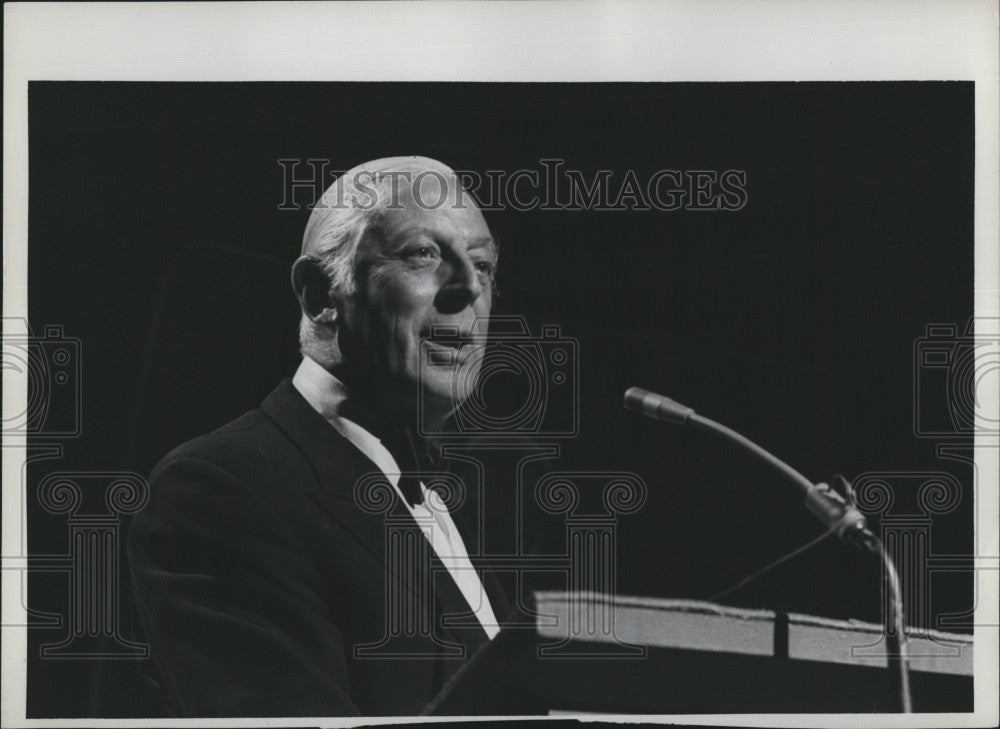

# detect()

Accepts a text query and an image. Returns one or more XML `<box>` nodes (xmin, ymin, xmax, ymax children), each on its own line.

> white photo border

<box><xmin>3</xmin><ymin>1</ymin><xmax>998</xmax><ymax>727</ymax></box>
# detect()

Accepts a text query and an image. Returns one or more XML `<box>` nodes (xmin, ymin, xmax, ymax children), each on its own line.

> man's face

<box><xmin>339</xmin><ymin>177</ymin><xmax>496</xmax><ymax>415</ymax></box>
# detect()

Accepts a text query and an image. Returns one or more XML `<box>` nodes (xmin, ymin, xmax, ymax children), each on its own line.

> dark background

<box><xmin>25</xmin><ymin>82</ymin><xmax>974</xmax><ymax>716</ymax></box>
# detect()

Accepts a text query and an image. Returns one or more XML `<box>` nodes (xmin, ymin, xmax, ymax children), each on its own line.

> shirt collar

<box><xmin>292</xmin><ymin>356</ymin><xmax>445</xmax><ymax>464</ymax></box>
<box><xmin>293</xmin><ymin>356</ymin><xmax>405</xmax><ymax>444</ymax></box>
<box><xmin>291</xmin><ymin>358</ymin><xmax>447</xmax><ymax>513</ymax></box>
<box><xmin>291</xmin><ymin>356</ymin><xmax>352</xmax><ymax>426</ymax></box>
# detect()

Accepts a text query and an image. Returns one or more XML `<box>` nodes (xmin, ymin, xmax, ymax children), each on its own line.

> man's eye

<box><xmin>405</xmin><ymin>246</ymin><xmax>439</xmax><ymax>261</ymax></box>
<box><xmin>474</xmin><ymin>261</ymin><xmax>496</xmax><ymax>275</ymax></box>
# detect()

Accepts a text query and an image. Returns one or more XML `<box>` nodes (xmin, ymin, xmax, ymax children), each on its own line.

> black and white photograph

<box><xmin>3</xmin><ymin>2</ymin><xmax>998</xmax><ymax>726</ymax></box>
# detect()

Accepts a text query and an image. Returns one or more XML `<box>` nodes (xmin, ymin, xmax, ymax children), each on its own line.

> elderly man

<box><xmin>128</xmin><ymin>157</ymin><xmax>509</xmax><ymax>716</ymax></box>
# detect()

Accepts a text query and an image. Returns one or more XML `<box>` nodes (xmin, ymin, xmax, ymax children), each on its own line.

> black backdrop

<box><xmin>25</xmin><ymin>82</ymin><xmax>974</xmax><ymax>716</ymax></box>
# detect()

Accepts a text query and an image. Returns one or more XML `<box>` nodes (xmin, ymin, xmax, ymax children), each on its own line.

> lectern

<box><xmin>424</xmin><ymin>591</ymin><xmax>973</xmax><ymax>715</ymax></box>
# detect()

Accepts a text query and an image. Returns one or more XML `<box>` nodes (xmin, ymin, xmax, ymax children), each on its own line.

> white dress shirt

<box><xmin>292</xmin><ymin>357</ymin><xmax>500</xmax><ymax>639</ymax></box>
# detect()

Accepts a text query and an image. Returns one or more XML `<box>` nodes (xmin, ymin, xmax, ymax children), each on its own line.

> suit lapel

<box><xmin>437</xmin><ymin>454</ymin><xmax>512</xmax><ymax>626</ymax></box>
<box><xmin>259</xmin><ymin>380</ymin><xmax>508</xmax><ymax>651</ymax></box>
<box><xmin>259</xmin><ymin>381</ymin><xmax>416</xmax><ymax>584</ymax></box>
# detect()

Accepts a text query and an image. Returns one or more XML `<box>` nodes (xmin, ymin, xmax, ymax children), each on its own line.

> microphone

<box><xmin>624</xmin><ymin>387</ymin><xmax>873</xmax><ymax>550</ymax></box>
<box><xmin>625</xmin><ymin>387</ymin><xmax>913</xmax><ymax>711</ymax></box>
<box><xmin>624</xmin><ymin>387</ymin><xmax>695</xmax><ymax>425</ymax></box>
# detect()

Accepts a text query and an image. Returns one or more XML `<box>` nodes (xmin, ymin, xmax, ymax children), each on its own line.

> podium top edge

<box><xmin>532</xmin><ymin>591</ymin><xmax>776</xmax><ymax>621</ymax></box>
<box><xmin>532</xmin><ymin>591</ymin><xmax>974</xmax><ymax>642</ymax></box>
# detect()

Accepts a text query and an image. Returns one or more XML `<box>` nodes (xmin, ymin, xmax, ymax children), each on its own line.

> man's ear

<box><xmin>291</xmin><ymin>256</ymin><xmax>338</xmax><ymax>326</ymax></box>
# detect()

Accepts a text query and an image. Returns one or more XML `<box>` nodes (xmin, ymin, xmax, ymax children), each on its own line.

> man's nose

<box><xmin>434</xmin><ymin>255</ymin><xmax>484</xmax><ymax>314</ymax></box>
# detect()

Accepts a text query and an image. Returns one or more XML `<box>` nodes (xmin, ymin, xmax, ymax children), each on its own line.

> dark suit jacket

<box><xmin>127</xmin><ymin>380</ymin><xmax>510</xmax><ymax>717</ymax></box>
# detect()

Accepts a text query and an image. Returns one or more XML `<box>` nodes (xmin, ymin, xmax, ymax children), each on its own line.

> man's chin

<box><xmin>417</xmin><ymin>384</ymin><xmax>462</xmax><ymax>413</ymax></box>
<box><xmin>415</xmin><ymin>378</ymin><xmax>472</xmax><ymax>422</ymax></box>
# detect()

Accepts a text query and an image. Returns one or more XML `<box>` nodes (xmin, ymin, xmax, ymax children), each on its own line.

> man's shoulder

<box><xmin>152</xmin><ymin>406</ymin><xmax>299</xmax><ymax>483</ymax></box>
<box><xmin>157</xmin><ymin>407</ymin><xmax>271</xmax><ymax>461</ymax></box>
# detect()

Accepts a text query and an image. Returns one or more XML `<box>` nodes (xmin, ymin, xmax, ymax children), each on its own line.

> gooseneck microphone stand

<box><xmin>624</xmin><ymin>387</ymin><xmax>913</xmax><ymax>713</ymax></box>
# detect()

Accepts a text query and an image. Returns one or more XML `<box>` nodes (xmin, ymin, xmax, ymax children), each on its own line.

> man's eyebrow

<box><xmin>469</xmin><ymin>236</ymin><xmax>498</xmax><ymax>256</ymax></box>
